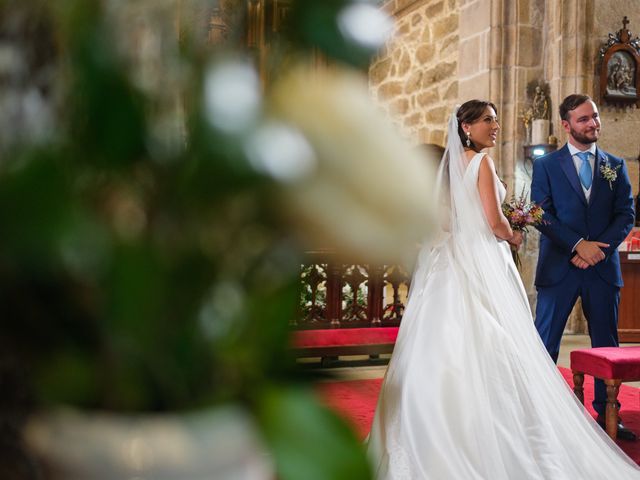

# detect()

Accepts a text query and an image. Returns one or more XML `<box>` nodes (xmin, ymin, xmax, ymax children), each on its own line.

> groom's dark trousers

<box><xmin>531</xmin><ymin>144</ymin><xmax>635</xmax><ymax>416</ymax></box>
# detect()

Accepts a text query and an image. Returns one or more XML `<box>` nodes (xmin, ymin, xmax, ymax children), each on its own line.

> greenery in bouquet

<box><xmin>502</xmin><ymin>188</ymin><xmax>544</xmax><ymax>269</ymax></box>
<box><xmin>0</xmin><ymin>0</ymin><xmax>438</xmax><ymax>478</ymax></box>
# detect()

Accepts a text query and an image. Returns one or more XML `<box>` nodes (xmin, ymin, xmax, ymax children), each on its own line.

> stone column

<box><xmin>536</xmin><ymin>0</ymin><xmax>596</xmax><ymax>333</ymax></box>
<box><xmin>459</xmin><ymin>0</ymin><xmax>548</xmax><ymax>312</ymax></box>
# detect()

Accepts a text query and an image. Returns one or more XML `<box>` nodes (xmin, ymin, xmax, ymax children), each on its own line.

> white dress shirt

<box><xmin>567</xmin><ymin>143</ymin><xmax>597</xmax><ymax>252</ymax></box>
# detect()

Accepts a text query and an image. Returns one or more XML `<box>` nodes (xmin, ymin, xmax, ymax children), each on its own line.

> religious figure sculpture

<box><xmin>528</xmin><ymin>83</ymin><xmax>551</xmax><ymax>144</ymax></box>
<box><xmin>531</xmin><ymin>86</ymin><xmax>549</xmax><ymax>120</ymax></box>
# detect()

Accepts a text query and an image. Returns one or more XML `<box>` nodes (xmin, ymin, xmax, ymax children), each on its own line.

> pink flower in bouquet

<box><xmin>502</xmin><ymin>193</ymin><xmax>544</xmax><ymax>233</ymax></box>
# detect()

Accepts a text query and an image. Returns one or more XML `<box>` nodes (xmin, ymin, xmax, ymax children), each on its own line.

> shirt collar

<box><xmin>567</xmin><ymin>142</ymin><xmax>596</xmax><ymax>158</ymax></box>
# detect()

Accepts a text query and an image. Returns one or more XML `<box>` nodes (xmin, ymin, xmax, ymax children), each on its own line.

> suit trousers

<box><xmin>535</xmin><ymin>267</ymin><xmax>620</xmax><ymax>416</ymax></box>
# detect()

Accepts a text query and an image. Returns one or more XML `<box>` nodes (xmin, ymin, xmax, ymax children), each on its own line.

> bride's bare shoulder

<box><xmin>477</xmin><ymin>153</ymin><xmax>498</xmax><ymax>179</ymax></box>
<box><xmin>464</xmin><ymin>150</ymin><xmax>494</xmax><ymax>169</ymax></box>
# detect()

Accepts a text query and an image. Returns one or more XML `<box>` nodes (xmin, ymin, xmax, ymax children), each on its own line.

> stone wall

<box><xmin>369</xmin><ymin>0</ymin><xmax>549</xmax><ymax>311</ymax></box>
<box><xmin>536</xmin><ymin>0</ymin><xmax>640</xmax><ymax>333</ymax></box>
<box><xmin>369</xmin><ymin>0</ymin><xmax>639</xmax><ymax>332</ymax></box>
<box><xmin>498</xmin><ymin>1</ymin><xmax>640</xmax><ymax>331</ymax></box>
<box><xmin>544</xmin><ymin>1</ymin><xmax>640</xmax><ymax>164</ymax></box>
<box><xmin>370</xmin><ymin>0</ymin><xmax>460</xmax><ymax>147</ymax></box>
<box><xmin>457</xmin><ymin>0</ymin><xmax>547</xmax><ymax>196</ymax></box>
<box><xmin>529</xmin><ymin>0</ymin><xmax>594</xmax><ymax>332</ymax></box>
<box><xmin>541</xmin><ymin>0</ymin><xmax>639</xmax><ymax>196</ymax></box>
<box><xmin>592</xmin><ymin>2</ymin><xmax>640</xmax><ymax>198</ymax></box>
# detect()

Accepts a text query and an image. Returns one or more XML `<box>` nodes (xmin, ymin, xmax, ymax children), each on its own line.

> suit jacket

<box><xmin>531</xmin><ymin>144</ymin><xmax>635</xmax><ymax>287</ymax></box>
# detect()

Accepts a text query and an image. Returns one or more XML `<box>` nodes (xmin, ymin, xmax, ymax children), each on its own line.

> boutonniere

<box><xmin>600</xmin><ymin>161</ymin><xmax>621</xmax><ymax>190</ymax></box>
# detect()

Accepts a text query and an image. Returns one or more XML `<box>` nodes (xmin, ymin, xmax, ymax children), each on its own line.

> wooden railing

<box><xmin>296</xmin><ymin>251</ymin><xmax>411</xmax><ymax>330</ymax></box>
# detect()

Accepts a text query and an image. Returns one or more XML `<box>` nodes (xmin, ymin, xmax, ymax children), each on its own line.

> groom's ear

<box><xmin>561</xmin><ymin>119</ymin><xmax>571</xmax><ymax>134</ymax></box>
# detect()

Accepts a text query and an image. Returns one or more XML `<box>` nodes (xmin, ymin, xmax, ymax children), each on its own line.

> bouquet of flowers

<box><xmin>502</xmin><ymin>189</ymin><xmax>545</xmax><ymax>269</ymax></box>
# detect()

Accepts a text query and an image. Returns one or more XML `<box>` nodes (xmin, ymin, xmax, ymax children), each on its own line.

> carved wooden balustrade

<box><xmin>296</xmin><ymin>251</ymin><xmax>411</xmax><ymax>330</ymax></box>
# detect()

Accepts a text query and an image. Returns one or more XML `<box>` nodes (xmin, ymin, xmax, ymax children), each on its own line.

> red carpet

<box><xmin>317</xmin><ymin>367</ymin><xmax>640</xmax><ymax>465</ymax></box>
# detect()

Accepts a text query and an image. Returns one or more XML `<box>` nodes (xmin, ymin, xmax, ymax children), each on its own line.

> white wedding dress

<box><xmin>366</xmin><ymin>111</ymin><xmax>640</xmax><ymax>479</ymax></box>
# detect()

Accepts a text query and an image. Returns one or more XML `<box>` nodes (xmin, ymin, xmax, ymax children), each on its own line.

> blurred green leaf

<box><xmin>81</xmin><ymin>237</ymin><xmax>220</xmax><ymax>410</ymax></box>
<box><xmin>258</xmin><ymin>386</ymin><xmax>372</xmax><ymax>480</ymax></box>
<box><xmin>286</xmin><ymin>0</ymin><xmax>380</xmax><ymax>68</ymax></box>
<box><xmin>0</xmin><ymin>8</ymin><xmax>379</xmax><ymax>469</ymax></box>
<box><xmin>106</xmin><ymin>242</ymin><xmax>165</xmax><ymax>336</ymax></box>
<box><xmin>34</xmin><ymin>348</ymin><xmax>99</xmax><ymax>408</ymax></box>
<box><xmin>58</xmin><ymin>0</ymin><xmax>147</xmax><ymax>167</ymax></box>
<box><xmin>180</xmin><ymin>111</ymin><xmax>269</xmax><ymax>204</ymax></box>
<box><xmin>0</xmin><ymin>149</ymin><xmax>73</xmax><ymax>267</ymax></box>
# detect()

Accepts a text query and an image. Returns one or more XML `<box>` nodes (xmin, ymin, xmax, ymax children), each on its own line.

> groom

<box><xmin>531</xmin><ymin>94</ymin><xmax>636</xmax><ymax>440</ymax></box>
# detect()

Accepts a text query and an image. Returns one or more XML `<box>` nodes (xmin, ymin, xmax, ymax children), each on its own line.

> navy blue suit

<box><xmin>531</xmin><ymin>144</ymin><xmax>634</xmax><ymax>415</ymax></box>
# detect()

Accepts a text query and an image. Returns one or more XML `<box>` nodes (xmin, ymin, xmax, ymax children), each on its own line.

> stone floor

<box><xmin>318</xmin><ymin>334</ymin><xmax>640</xmax><ymax>388</ymax></box>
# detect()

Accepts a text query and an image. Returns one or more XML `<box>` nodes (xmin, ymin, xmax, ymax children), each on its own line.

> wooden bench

<box><xmin>571</xmin><ymin>346</ymin><xmax>640</xmax><ymax>439</ymax></box>
<box><xmin>291</xmin><ymin>327</ymin><xmax>399</xmax><ymax>366</ymax></box>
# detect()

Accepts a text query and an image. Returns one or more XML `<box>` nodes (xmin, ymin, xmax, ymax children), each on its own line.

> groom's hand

<box><xmin>571</xmin><ymin>254</ymin><xmax>589</xmax><ymax>269</ymax></box>
<box><xmin>575</xmin><ymin>240</ymin><xmax>609</xmax><ymax>266</ymax></box>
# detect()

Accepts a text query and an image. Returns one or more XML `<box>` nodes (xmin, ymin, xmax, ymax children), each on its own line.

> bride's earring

<box><xmin>466</xmin><ymin>131</ymin><xmax>471</xmax><ymax>147</ymax></box>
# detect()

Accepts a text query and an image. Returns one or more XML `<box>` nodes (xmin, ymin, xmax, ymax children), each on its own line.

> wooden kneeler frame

<box><xmin>572</xmin><ymin>372</ymin><xmax>622</xmax><ymax>440</ymax></box>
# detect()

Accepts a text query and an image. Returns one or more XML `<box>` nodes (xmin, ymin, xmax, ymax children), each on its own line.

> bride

<box><xmin>366</xmin><ymin>100</ymin><xmax>640</xmax><ymax>479</ymax></box>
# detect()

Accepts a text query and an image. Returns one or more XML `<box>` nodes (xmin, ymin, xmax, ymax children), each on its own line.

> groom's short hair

<box><xmin>559</xmin><ymin>94</ymin><xmax>592</xmax><ymax>121</ymax></box>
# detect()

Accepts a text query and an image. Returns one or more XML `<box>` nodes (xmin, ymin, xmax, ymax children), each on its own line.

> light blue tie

<box><xmin>577</xmin><ymin>151</ymin><xmax>592</xmax><ymax>190</ymax></box>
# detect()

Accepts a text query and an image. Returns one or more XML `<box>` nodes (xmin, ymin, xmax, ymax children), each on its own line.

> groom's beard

<box><xmin>569</xmin><ymin>126</ymin><xmax>599</xmax><ymax>145</ymax></box>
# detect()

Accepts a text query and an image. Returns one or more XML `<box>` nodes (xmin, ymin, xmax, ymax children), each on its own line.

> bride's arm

<box><xmin>477</xmin><ymin>155</ymin><xmax>522</xmax><ymax>246</ymax></box>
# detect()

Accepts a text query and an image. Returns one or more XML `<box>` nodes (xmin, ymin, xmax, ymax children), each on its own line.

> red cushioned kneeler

<box><xmin>292</xmin><ymin>327</ymin><xmax>399</xmax><ymax>348</ymax></box>
<box><xmin>571</xmin><ymin>347</ymin><xmax>640</xmax><ymax>381</ymax></box>
<box><xmin>291</xmin><ymin>327</ymin><xmax>399</xmax><ymax>358</ymax></box>
<box><xmin>570</xmin><ymin>346</ymin><xmax>640</xmax><ymax>440</ymax></box>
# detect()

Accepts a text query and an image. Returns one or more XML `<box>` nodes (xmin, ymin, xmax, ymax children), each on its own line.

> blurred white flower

<box><xmin>244</xmin><ymin>121</ymin><xmax>316</xmax><ymax>183</ymax></box>
<box><xmin>268</xmin><ymin>64</ymin><xmax>439</xmax><ymax>266</ymax></box>
<box><xmin>204</xmin><ymin>59</ymin><xmax>261</xmax><ymax>134</ymax></box>
<box><xmin>199</xmin><ymin>281</ymin><xmax>245</xmax><ymax>341</ymax></box>
<box><xmin>337</xmin><ymin>2</ymin><xmax>393</xmax><ymax>50</ymax></box>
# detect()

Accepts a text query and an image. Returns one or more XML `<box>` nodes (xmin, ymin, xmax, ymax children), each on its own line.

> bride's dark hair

<box><xmin>456</xmin><ymin>100</ymin><xmax>497</xmax><ymax>152</ymax></box>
